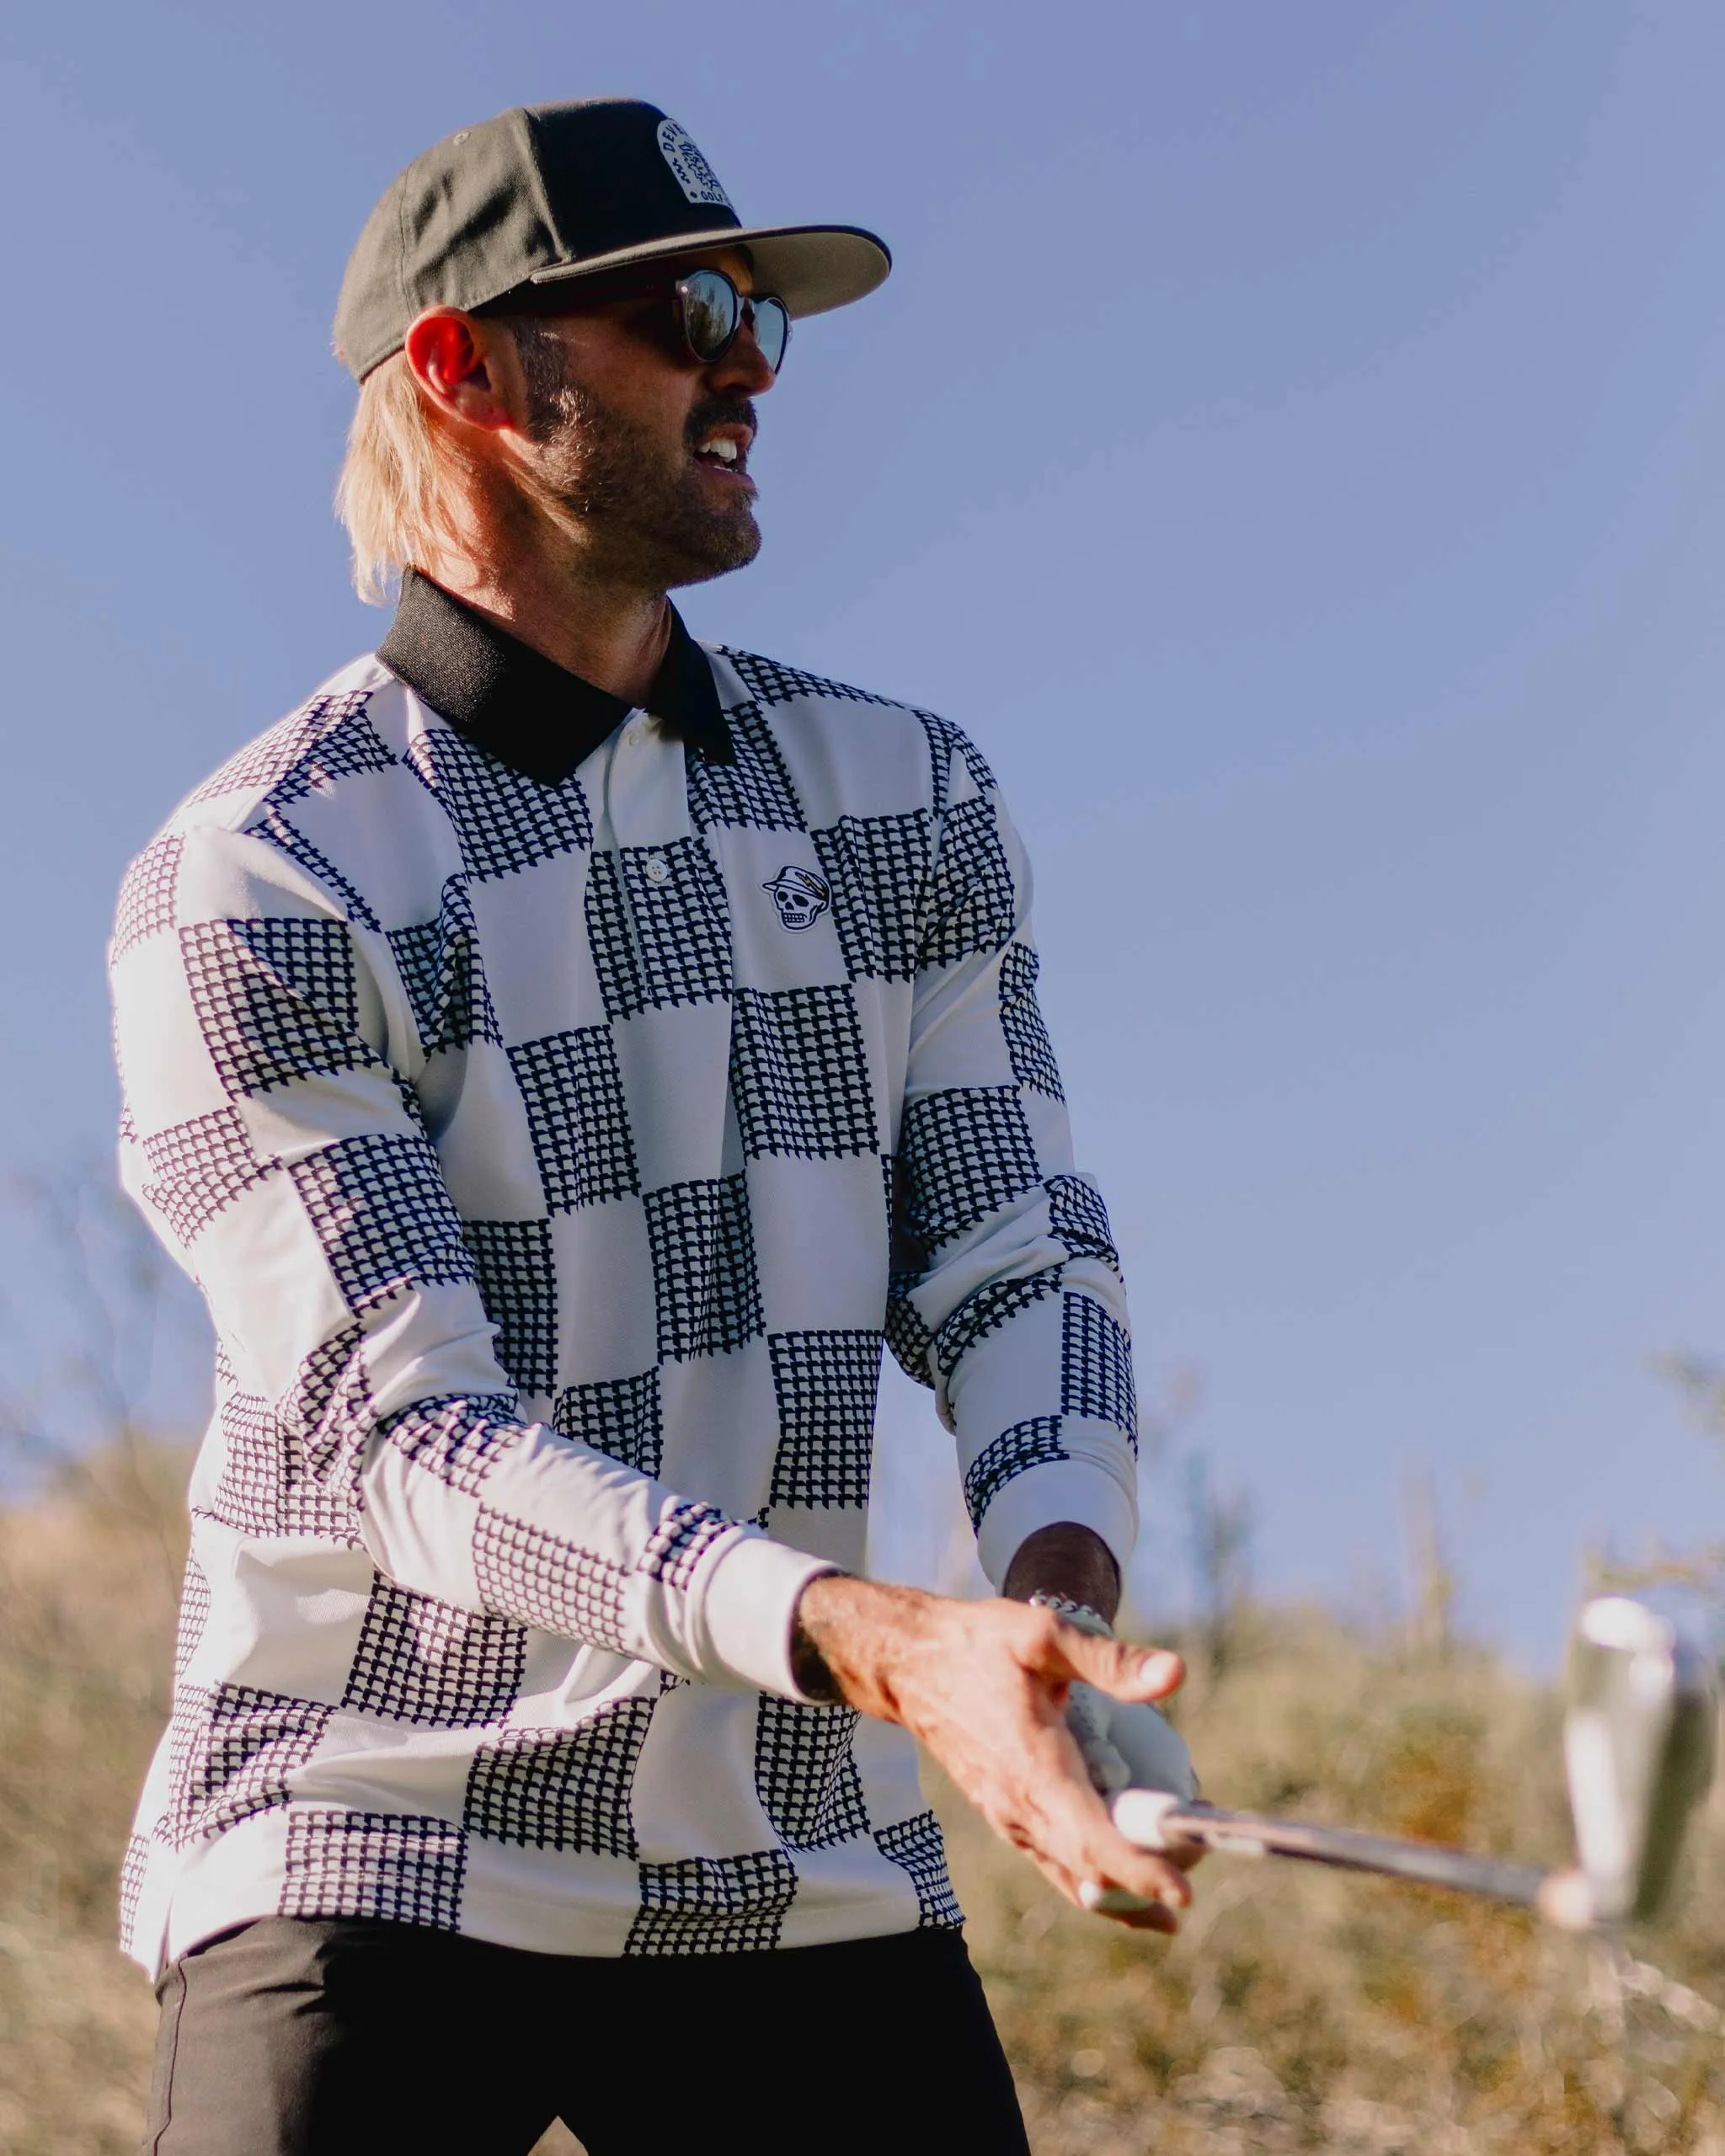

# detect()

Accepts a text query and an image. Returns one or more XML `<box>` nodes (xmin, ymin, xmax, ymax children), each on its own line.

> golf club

<box><xmin>1108</xmin><ymin>1594</ymin><xmax>1717</xmax><ymax>1930</ymax></box>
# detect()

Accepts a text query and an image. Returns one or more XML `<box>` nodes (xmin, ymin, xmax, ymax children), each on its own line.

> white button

<box><xmin>643</xmin><ymin>852</ymin><xmax>671</xmax><ymax>885</ymax></box>
<box><xmin>623</xmin><ymin>720</ymin><xmax>650</xmax><ymax>749</ymax></box>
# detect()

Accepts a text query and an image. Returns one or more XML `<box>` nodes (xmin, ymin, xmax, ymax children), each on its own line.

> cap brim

<box><xmin>527</xmin><ymin>222</ymin><xmax>890</xmax><ymax>319</ymax></box>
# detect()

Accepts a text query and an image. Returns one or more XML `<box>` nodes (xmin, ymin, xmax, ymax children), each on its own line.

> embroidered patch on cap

<box><xmin>762</xmin><ymin>866</ymin><xmax>830</xmax><ymax>932</ymax></box>
<box><xmin>657</xmin><ymin>120</ymin><xmax>733</xmax><ymax>210</ymax></box>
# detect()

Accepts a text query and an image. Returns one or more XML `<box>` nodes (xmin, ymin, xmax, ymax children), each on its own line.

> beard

<box><xmin>506</xmin><ymin>317</ymin><xmax>761</xmax><ymax>590</ymax></box>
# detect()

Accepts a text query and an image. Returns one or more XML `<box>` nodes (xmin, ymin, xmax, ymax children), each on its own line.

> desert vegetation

<box><xmin>2</xmin><ymin>1432</ymin><xmax>1722</xmax><ymax>2154</ymax></box>
<box><xmin>1</xmin><ymin>1176</ymin><xmax>1721</xmax><ymax>2150</ymax></box>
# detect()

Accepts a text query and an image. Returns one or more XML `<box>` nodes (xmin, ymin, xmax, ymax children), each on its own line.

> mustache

<box><xmin>685</xmin><ymin>396</ymin><xmax>757</xmax><ymax>450</ymax></box>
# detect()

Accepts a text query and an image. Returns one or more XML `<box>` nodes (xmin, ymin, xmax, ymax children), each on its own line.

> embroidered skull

<box><xmin>762</xmin><ymin>865</ymin><xmax>831</xmax><ymax>932</ymax></box>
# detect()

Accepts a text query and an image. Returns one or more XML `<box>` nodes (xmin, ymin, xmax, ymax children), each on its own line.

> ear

<box><xmin>403</xmin><ymin>309</ymin><xmax>518</xmax><ymax>433</ymax></box>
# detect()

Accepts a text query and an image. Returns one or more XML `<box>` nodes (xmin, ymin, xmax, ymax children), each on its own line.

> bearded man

<box><xmin>111</xmin><ymin>99</ymin><xmax>1198</xmax><ymax>2156</ymax></box>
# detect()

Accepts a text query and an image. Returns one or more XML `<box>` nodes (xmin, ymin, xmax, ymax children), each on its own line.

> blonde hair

<box><xmin>334</xmin><ymin>353</ymin><xmax>467</xmax><ymax>606</ymax></box>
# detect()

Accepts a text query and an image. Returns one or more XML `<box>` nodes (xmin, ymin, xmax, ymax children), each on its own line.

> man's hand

<box><xmin>793</xmin><ymin>1574</ymin><xmax>1196</xmax><ymax>1933</ymax></box>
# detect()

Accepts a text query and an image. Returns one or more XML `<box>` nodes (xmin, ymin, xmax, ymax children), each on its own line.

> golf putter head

<box><xmin>1544</xmin><ymin>1595</ymin><xmax>1718</xmax><ymax>1929</ymax></box>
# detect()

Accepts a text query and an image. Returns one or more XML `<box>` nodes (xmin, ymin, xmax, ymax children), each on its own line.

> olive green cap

<box><xmin>334</xmin><ymin>98</ymin><xmax>890</xmax><ymax>381</ymax></box>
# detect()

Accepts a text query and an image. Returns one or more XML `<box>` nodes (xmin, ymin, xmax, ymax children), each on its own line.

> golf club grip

<box><xmin>1162</xmin><ymin>1805</ymin><xmax>1551</xmax><ymax>1908</ymax></box>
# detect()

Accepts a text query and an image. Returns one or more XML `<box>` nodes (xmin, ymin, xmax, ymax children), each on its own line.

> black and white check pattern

<box><xmin>920</xmin><ymin>795</ymin><xmax>1018</xmax><ymax>970</ymax></box>
<box><xmin>463</xmin><ymin>1219</ymin><xmax>558</xmax><ymax>1397</ymax></box>
<box><xmin>376</xmin><ymin>1394</ymin><xmax>518</xmax><ymax>1499</ymax></box>
<box><xmin>755</xmin><ymin>1699</ymin><xmax>868</xmax><ymax>1850</ymax></box>
<box><xmin>293</xmin><ymin>1132</ymin><xmax>475</xmax><ymax>1315</ymax></box>
<box><xmin>473</xmin><ymin>1508</ymin><xmax>632</xmax><ymax>1651</ymax></box>
<box><xmin>341</xmin><ymin>1576</ymin><xmax>526</xmax><ymax>1727</ymax></box>
<box><xmin>812</xmin><ymin>813</ymin><xmax>930</xmax><ymax>984</ymax></box>
<box><xmin>1061</xmin><ymin>1293</ymin><xmax>1140</xmax><ymax>1451</ymax></box>
<box><xmin>464</xmin><ymin>1700</ymin><xmax>655</xmax><ymax>1855</ymax></box>
<box><xmin>409</xmin><ymin>727</ymin><xmax>592</xmax><ymax>881</ymax></box>
<box><xmin>553</xmin><ymin>1369</ymin><xmax>663</xmax><ymax>1476</ymax></box>
<box><xmin>111</xmin><ymin>637</ymin><xmax>1139</xmax><ymax>1974</ymax></box>
<box><xmin>510</xmin><ymin>1028</ymin><xmax>639</xmax><ymax>1213</ymax></box>
<box><xmin>166</xmin><ymin>1684</ymin><xmax>334</xmax><ymax>1848</ymax></box>
<box><xmin>874</xmin><ymin>1812</ymin><xmax>964</xmax><ymax>1929</ymax></box>
<box><xmin>935</xmin><ymin>1273</ymin><xmax>1060</xmax><ymax>1382</ymax></box>
<box><xmin>644</xmin><ymin>1175</ymin><xmax>763</xmax><ymax>1361</ymax></box>
<box><xmin>899</xmin><ymin>1087</ymin><xmax>1042</xmax><ymax>1247</ymax></box>
<box><xmin>113</xmin><ymin>834</ymin><xmax>182</xmax><ymax>958</ymax></box>
<box><xmin>142</xmin><ymin>1105</ymin><xmax>275</xmax><ymax>1245</ymax></box>
<box><xmin>585</xmin><ymin>841</ymin><xmax>731</xmax><ymax>1018</ymax></box>
<box><xmin>730</xmin><ymin>987</ymin><xmax>879</xmax><ymax>1161</ymax></box>
<box><xmin>208</xmin><ymin>1385</ymin><xmax>366</xmax><ymax>1544</ymax></box>
<box><xmin>998</xmin><ymin>943</ymin><xmax>1064</xmax><ymax>1099</ymax></box>
<box><xmin>768</xmin><ymin>1330</ymin><xmax>882</xmax><ymax>1508</ymax></box>
<box><xmin>687</xmin><ymin>702</ymin><xmax>802</xmax><ymax>830</ymax></box>
<box><xmin>964</xmin><ymin>1417</ymin><xmax>1070</xmax><ymax>1532</ymax></box>
<box><xmin>638</xmin><ymin>1497</ymin><xmax>734</xmax><ymax>1588</ymax></box>
<box><xmin>185</xmin><ymin>690</ymin><xmax>385</xmax><ymax>808</ymax></box>
<box><xmin>1048</xmin><ymin>1174</ymin><xmax>1122</xmax><ymax>1276</ymax></box>
<box><xmin>279</xmin><ymin>1810</ymin><xmax>467</xmax><ymax>1930</ymax></box>
<box><xmin>119</xmin><ymin>1834</ymin><xmax>150</xmax><ymax>1959</ymax></box>
<box><xmin>184</xmin><ymin>916</ymin><xmax>381</xmax><ymax>1100</ymax></box>
<box><xmin>627</xmin><ymin>1848</ymin><xmax>799</xmax><ymax>1956</ymax></box>
<box><xmin>173</xmin><ymin>1557</ymin><xmax>211</xmax><ymax>1682</ymax></box>
<box><xmin>388</xmin><ymin>876</ymin><xmax>501</xmax><ymax>1055</ymax></box>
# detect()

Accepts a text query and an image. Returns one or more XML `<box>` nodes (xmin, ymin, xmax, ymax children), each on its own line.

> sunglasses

<box><xmin>668</xmin><ymin>268</ymin><xmax>791</xmax><ymax>374</ymax></box>
<box><xmin>521</xmin><ymin>264</ymin><xmax>790</xmax><ymax>375</ymax></box>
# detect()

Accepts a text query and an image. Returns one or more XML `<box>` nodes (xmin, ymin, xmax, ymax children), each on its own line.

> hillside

<box><xmin>2</xmin><ymin>1449</ymin><xmax>1721</xmax><ymax>2153</ymax></box>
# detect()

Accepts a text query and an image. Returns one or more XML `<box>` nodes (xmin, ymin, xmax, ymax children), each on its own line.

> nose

<box><xmin>706</xmin><ymin>312</ymin><xmax>777</xmax><ymax>395</ymax></box>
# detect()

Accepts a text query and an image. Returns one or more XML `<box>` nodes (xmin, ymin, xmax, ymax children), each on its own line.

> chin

<box><xmin>662</xmin><ymin>515</ymin><xmax>762</xmax><ymax>589</ymax></box>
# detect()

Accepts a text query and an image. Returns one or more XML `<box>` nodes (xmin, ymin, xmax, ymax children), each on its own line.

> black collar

<box><xmin>377</xmin><ymin>568</ymin><xmax>733</xmax><ymax>783</ymax></box>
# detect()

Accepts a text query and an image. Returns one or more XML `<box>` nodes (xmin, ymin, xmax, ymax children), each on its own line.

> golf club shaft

<box><xmin>1159</xmin><ymin>1803</ymin><xmax>1551</xmax><ymax>1908</ymax></box>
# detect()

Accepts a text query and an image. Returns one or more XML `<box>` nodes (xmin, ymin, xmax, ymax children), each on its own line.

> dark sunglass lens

<box><xmin>752</xmin><ymin>296</ymin><xmax>790</xmax><ymax>373</ymax></box>
<box><xmin>679</xmin><ymin>270</ymin><xmax>740</xmax><ymax>360</ymax></box>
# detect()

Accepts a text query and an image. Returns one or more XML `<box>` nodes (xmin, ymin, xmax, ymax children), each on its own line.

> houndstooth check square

<box><xmin>464</xmin><ymin>1699</ymin><xmax>655</xmax><ymax>1856</ymax></box>
<box><xmin>509</xmin><ymin>1027</ymin><xmax>639</xmax><ymax>1212</ymax></box>
<box><xmin>729</xmin><ymin>986</ymin><xmax>879</xmax><ymax>1161</ymax></box>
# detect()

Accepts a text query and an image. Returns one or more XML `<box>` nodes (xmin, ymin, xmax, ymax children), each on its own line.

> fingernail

<box><xmin>1139</xmin><ymin>1652</ymin><xmax>1180</xmax><ymax>1686</ymax></box>
<box><xmin>1079</xmin><ymin>1880</ymin><xmax>1106</xmax><ymax>1910</ymax></box>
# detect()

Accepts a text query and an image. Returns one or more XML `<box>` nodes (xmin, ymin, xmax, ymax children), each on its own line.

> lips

<box><xmin>692</xmin><ymin>425</ymin><xmax>751</xmax><ymax>478</ymax></box>
<box><xmin>688</xmin><ymin>399</ymin><xmax>757</xmax><ymax>483</ymax></box>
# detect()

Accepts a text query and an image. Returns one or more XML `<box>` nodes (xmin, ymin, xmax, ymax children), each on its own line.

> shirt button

<box><xmin>623</xmin><ymin>720</ymin><xmax>650</xmax><ymax>749</ymax></box>
<box><xmin>644</xmin><ymin>851</ymin><xmax>671</xmax><ymax>885</ymax></box>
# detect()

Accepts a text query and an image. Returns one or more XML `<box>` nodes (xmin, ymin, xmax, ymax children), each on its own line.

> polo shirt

<box><xmin>109</xmin><ymin>573</ymin><xmax>1141</xmax><ymax>1977</ymax></box>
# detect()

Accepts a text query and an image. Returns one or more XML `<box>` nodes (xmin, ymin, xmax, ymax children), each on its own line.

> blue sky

<box><xmin>5</xmin><ymin>0</ymin><xmax>1725</xmax><ymax>1662</ymax></box>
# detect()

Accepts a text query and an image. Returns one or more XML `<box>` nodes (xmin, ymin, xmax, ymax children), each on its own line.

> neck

<box><xmin>419</xmin><ymin>526</ymin><xmax>673</xmax><ymax>708</ymax></box>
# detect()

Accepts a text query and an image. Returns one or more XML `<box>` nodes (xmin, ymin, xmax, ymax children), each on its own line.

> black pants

<box><xmin>142</xmin><ymin>1918</ymin><xmax>1031</xmax><ymax>2153</ymax></box>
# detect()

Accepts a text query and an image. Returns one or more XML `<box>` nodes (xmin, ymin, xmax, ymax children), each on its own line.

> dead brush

<box><xmin>1</xmin><ymin>1472</ymin><xmax>1723</xmax><ymax>2153</ymax></box>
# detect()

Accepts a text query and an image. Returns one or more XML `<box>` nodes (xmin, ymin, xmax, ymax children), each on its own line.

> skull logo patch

<box><xmin>762</xmin><ymin>865</ymin><xmax>831</xmax><ymax>932</ymax></box>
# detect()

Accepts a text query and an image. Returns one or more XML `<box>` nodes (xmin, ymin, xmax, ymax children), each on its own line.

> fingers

<box><xmin>1079</xmin><ymin>1882</ymin><xmax>1180</xmax><ymax>1932</ymax></box>
<box><xmin>1029</xmin><ymin>1719</ymin><xmax>1197</xmax><ymax>1921</ymax></box>
<box><xmin>1033</xmin><ymin>1617</ymin><xmax>1185</xmax><ymax>1706</ymax></box>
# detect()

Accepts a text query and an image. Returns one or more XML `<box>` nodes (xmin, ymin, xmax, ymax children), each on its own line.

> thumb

<box><xmin>1044</xmin><ymin>1625</ymin><xmax>1185</xmax><ymax>1705</ymax></box>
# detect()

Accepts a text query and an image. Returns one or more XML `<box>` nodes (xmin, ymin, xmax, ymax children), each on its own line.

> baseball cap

<box><xmin>334</xmin><ymin>98</ymin><xmax>891</xmax><ymax>382</ymax></box>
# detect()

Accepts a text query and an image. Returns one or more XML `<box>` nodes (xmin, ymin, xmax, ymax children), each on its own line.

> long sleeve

<box><xmin>113</xmin><ymin>817</ymin><xmax>830</xmax><ymax>1700</ymax></box>
<box><xmin>885</xmin><ymin>726</ymin><xmax>1140</xmax><ymax>1584</ymax></box>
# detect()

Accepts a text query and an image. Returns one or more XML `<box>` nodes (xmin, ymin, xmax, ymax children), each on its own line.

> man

<box><xmin>112</xmin><ymin>99</ymin><xmax>1198</xmax><ymax>2154</ymax></box>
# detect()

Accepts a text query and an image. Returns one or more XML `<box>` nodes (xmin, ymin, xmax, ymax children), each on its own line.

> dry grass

<box><xmin>2</xmin><ymin>1459</ymin><xmax>1722</xmax><ymax>2153</ymax></box>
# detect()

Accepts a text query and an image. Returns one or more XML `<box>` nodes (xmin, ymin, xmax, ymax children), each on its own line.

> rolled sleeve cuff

<box><xmin>685</xmin><ymin>1531</ymin><xmax>841</xmax><ymax>1701</ymax></box>
<box><xmin>974</xmin><ymin>1437</ymin><xmax>1139</xmax><ymax>1590</ymax></box>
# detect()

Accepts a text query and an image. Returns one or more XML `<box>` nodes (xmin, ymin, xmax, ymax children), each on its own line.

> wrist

<box><xmin>790</xmin><ymin>1572</ymin><xmax>937</xmax><ymax>1722</ymax></box>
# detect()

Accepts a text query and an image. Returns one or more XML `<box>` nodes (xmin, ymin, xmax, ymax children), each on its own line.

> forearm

<box><xmin>365</xmin><ymin>1402</ymin><xmax>836</xmax><ymax>1698</ymax></box>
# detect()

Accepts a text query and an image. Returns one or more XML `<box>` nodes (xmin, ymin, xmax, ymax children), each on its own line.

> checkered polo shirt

<box><xmin>109</xmin><ymin>573</ymin><xmax>1140</xmax><ymax>1977</ymax></box>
